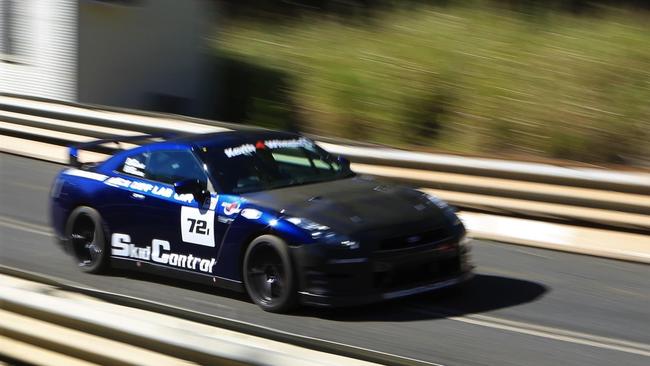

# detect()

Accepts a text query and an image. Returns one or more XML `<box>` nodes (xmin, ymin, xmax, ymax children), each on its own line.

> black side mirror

<box><xmin>173</xmin><ymin>179</ymin><xmax>208</xmax><ymax>201</ymax></box>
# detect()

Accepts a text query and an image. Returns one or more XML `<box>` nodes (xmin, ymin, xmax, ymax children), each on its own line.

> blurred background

<box><xmin>215</xmin><ymin>0</ymin><xmax>650</xmax><ymax>166</ymax></box>
<box><xmin>2</xmin><ymin>0</ymin><xmax>649</xmax><ymax>165</ymax></box>
<box><xmin>2</xmin><ymin>3</ymin><xmax>650</xmax><ymax>366</ymax></box>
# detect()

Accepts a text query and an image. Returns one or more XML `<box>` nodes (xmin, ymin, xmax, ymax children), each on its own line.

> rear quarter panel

<box><xmin>50</xmin><ymin>168</ymin><xmax>110</xmax><ymax>239</ymax></box>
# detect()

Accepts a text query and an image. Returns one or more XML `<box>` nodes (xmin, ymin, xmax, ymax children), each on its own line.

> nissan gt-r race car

<box><xmin>50</xmin><ymin>130</ymin><xmax>473</xmax><ymax>312</ymax></box>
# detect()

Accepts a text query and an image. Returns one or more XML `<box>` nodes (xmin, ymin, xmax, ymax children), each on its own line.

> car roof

<box><xmin>127</xmin><ymin>129</ymin><xmax>304</xmax><ymax>154</ymax></box>
<box><xmin>100</xmin><ymin>129</ymin><xmax>305</xmax><ymax>170</ymax></box>
<box><xmin>169</xmin><ymin>129</ymin><xmax>303</xmax><ymax>149</ymax></box>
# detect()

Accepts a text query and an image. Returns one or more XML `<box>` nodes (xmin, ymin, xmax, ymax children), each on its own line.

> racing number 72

<box><xmin>187</xmin><ymin>218</ymin><xmax>210</xmax><ymax>235</ymax></box>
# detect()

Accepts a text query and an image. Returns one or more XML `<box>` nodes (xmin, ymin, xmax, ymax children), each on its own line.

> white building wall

<box><xmin>78</xmin><ymin>0</ymin><xmax>213</xmax><ymax>113</ymax></box>
<box><xmin>0</xmin><ymin>0</ymin><xmax>77</xmax><ymax>101</ymax></box>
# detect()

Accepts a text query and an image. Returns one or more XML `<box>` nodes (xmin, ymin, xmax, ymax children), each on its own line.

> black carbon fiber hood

<box><xmin>243</xmin><ymin>176</ymin><xmax>448</xmax><ymax>235</ymax></box>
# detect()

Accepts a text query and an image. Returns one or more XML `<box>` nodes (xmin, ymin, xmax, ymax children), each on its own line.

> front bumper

<box><xmin>298</xmin><ymin>271</ymin><xmax>473</xmax><ymax>307</ymax></box>
<box><xmin>290</xmin><ymin>239</ymin><xmax>474</xmax><ymax>307</ymax></box>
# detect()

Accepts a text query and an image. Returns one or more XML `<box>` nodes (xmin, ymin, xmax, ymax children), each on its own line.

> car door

<box><xmin>140</xmin><ymin>148</ymin><xmax>230</xmax><ymax>276</ymax></box>
<box><xmin>102</xmin><ymin>147</ymin><xmax>230</xmax><ymax>276</ymax></box>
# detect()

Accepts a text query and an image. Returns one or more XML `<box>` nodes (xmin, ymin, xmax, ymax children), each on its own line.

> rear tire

<box><xmin>243</xmin><ymin>235</ymin><xmax>298</xmax><ymax>313</ymax></box>
<box><xmin>65</xmin><ymin>206</ymin><xmax>109</xmax><ymax>274</ymax></box>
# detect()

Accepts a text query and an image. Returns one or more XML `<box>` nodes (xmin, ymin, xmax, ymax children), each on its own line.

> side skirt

<box><xmin>110</xmin><ymin>257</ymin><xmax>244</xmax><ymax>293</ymax></box>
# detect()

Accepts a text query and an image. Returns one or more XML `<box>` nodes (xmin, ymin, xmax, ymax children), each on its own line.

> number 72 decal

<box><xmin>181</xmin><ymin>206</ymin><xmax>215</xmax><ymax>247</ymax></box>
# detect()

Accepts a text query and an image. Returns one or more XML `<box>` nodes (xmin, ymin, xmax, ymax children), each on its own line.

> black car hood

<box><xmin>242</xmin><ymin>177</ymin><xmax>448</xmax><ymax>235</ymax></box>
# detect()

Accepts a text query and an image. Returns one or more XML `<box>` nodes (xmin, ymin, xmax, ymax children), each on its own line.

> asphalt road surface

<box><xmin>1</xmin><ymin>153</ymin><xmax>649</xmax><ymax>366</ymax></box>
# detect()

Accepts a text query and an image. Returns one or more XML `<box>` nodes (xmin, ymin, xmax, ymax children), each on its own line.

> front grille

<box><xmin>373</xmin><ymin>256</ymin><xmax>460</xmax><ymax>290</ymax></box>
<box><xmin>378</xmin><ymin>227</ymin><xmax>449</xmax><ymax>251</ymax></box>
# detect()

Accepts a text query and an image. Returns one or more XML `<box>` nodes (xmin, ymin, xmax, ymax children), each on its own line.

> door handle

<box><xmin>130</xmin><ymin>193</ymin><xmax>145</xmax><ymax>200</ymax></box>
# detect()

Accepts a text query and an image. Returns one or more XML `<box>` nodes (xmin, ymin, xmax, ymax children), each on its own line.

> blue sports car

<box><xmin>50</xmin><ymin>130</ymin><xmax>473</xmax><ymax>312</ymax></box>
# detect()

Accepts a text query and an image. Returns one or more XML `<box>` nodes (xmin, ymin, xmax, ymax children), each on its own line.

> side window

<box><xmin>147</xmin><ymin>150</ymin><xmax>207</xmax><ymax>185</ymax></box>
<box><xmin>119</xmin><ymin>151</ymin><xmax>149</xmax><ymax>178</ymax></box>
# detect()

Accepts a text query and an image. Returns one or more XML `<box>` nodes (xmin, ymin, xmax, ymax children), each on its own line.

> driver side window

<box><xmin>146</xmin><ymin>150</ymin><xmax>207</xmax><ymax>185</ymax></box>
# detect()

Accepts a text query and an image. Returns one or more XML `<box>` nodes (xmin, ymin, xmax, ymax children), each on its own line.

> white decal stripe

<box><xmin>64</xmin><ymin>169</ymin><xmax>108</xmax><ymax>181</ymax></box>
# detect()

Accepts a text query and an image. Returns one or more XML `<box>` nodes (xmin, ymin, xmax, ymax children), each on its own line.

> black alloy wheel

<box><xmin>66</xmin><ymin>207</ymin><xmax>108</xmax><ymax>273</ymax></box>
<box><xmin>243</xmin><ymin>235</ymin><xmax>297</xmax><ymax>312</ymax></box>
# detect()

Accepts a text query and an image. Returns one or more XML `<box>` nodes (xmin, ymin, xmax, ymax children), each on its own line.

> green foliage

<box><xmin>217</xmin><ymin>3</ymin><xmax>650</xmax><ymax>164</ymax></box>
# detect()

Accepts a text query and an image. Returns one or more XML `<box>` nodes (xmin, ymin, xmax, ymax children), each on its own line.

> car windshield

<box><xmin>201</xmin><ymin>137</ymin><xmax>354</xmax><ymax>194</ymax></box>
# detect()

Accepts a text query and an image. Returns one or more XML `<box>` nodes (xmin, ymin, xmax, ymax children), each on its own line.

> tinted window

<box><xmin>147</xmin><ymin>150</ymin><xmax>207</xmax><ymax>184</ymax></box>
<box><xmin>201</xmin><ymin>137</ymin><xmax>353</xmax><ymax>194</ymax></box>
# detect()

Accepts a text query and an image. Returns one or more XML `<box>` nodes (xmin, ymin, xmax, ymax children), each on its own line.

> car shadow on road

<box><xmin>293</xmin><ymin>274</ymin><xmax>548</xmax><ymax>322</ymax></box>
<box><xmin>102</xmin><ymin>270</ymin><xmax>546</xmax><ymax>322</ymax></box>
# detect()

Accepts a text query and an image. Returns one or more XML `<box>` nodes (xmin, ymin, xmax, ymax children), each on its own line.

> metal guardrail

<box><xmin>3</xmin><ymin>94</ymin><xmax>649</xmax><ymax>191</ymax></box>
<box><xmin>0</xmin><ymin>265</ymin><xmax>426</xmax><ymax>366</ymax></box>
<box><xmin>1</xmin><ymin>93</ymin><xmax>649</xmax><ymax>233</ymax></box>
<box><xmin>320</xmin><ymin>143</ymin><xmax>650</xmax><ymax>195</ymax></box>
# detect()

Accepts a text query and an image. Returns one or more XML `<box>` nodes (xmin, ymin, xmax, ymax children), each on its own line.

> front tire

<box><xmin>243</xmin><ymin>235</ymin><xmax>298</xmax><ymax>313</ymax></box>
<box><xmin>65</xmin><ymin>206</ymin><xmax>109</xmax><ymax>274</ymax></box>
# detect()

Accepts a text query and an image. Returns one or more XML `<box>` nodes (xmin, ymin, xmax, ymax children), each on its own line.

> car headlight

<box><xmin>286</xmin><ymin>217</ymin><xmax>330</xmax><ymax>231</ymax></box>
<box><xmin>423</xmin><ymin>193</ymin><xmax>450</xmax><ymax>210</ymax></box>
<box><xmin>422</xmin><ymin>193</ymin><xmax>463</xmax><ymax>226</ymax></box>
<box><xmin>286</xmin><ymin>217</ymin><xmax>359</xmax><ymax>249</ymax></box>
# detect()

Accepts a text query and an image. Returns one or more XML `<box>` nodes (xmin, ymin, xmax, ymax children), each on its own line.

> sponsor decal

<box><xmin>223</xmin><ymin>143</ymin><xmax>256</xmax><ymax>158</ymax></box>
<box><xmin>240</xmin><ymin>208</ymin><xmax>262</xmax><ymax>220</ymax></box>
<box><xmin>263</xmin><ymin>138</ymin><xmax>312</xmax><ymax>149</ymax></box>
<box><xmin>221</xmin><ymin>201</ymin><xmax>241</xmax><ymax>216</ymax></box>
<box><xmin>111</xmin><ymin>233</ymin><xmax>216</xmax><ymax>273</ymax></box>
<box><xmin>63</xmin><ymin>169</ymin><xmax>108</xmax><ymax>182</ymax></box>
<box><xmin>123</xmin><ymin>157</ymin><xmax>146</xmax><ymax>177</ymax></box>
<box><xmin>153</xmin><ymin>186</ymin><xmax>175</xmax><ymax>198</ymax></box>
<box><xmin>105</xmin><ymin>177</ymin><xmax>131</xmax><ymax>188</ymax></box>
<box><xmin>104</xmin><ymin>176</ymin><xmax>191</xmax><ymax>203</ymax></box>
<box><xmin>180</xmin><ymin>206</ymin><xmax>215</xmax><ymax>247</ymax></box>
<box><xmin>129</xmin><ymin>180</ymin><xmax>153</xmax><ymax>193</ymax></box>
<box><xmin>174</xmin><ymin>193</ymin><xmax>194</xmax><ymax>203</ymax></box>
<box><xmin>223</xmin><ymin>138</ymin><xmax>314</xmax><ymax>158</ymax></box>
<box><xmin>125</xmin><ymin>157</ymin><xmax>146</xmax><ymax>169</ymax></box>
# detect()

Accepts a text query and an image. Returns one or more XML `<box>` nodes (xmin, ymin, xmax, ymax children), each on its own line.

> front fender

<box><xmin>214</xmin><ymin>205</ymin><xmax>313</xmax><ymax>281</ymax></box>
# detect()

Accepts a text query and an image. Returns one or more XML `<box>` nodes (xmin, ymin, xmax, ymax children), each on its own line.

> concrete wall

<box><xmin>78</xmin><ymin>0</ymin><xmax>214</xmax><ymax>114</ymax></box>
<box><xmin>0</xmin><ymin>0</ymin><xmax>78</xmax><ymax>101</ymax></box>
